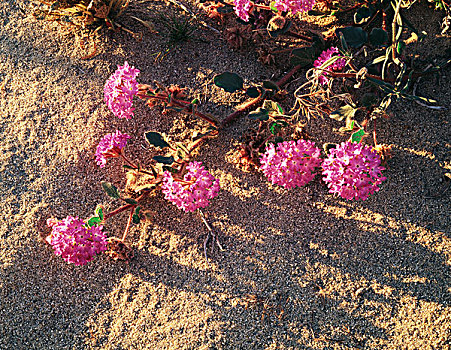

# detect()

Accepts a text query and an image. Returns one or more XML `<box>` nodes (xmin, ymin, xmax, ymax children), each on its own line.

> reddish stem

<box><xmin>103</xmin><ymin>191</ymin><xmax>150</xmax><ymax>221</ymax></box>
<box><xmin>120</xmin><ymin>208</ymin><xmax>135</xmax><ymax>242</ymax></box>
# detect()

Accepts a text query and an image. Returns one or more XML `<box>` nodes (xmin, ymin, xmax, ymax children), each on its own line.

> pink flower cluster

<box><xmin>104</xmin><ymin>61</ymin><xmax>140</xmax><ymax>119</ymax></box>
<box><xmin>161</xmin><ymin>161</ymin><xmax>220</xmax><ymax>212</ymax></box>
<box><xmin>233</xmin><ymin>0</ymin><xmax>252</xmax><ymax>21</ymax></box>
<box><xmin>313</xmin><ymin>47</ymin><xmax>346</xmax><ymax>85</ymax></box>
<box><xmin>322</xmin><ymin>142</ymin><xmax>386</xmax><ymax>200</ymax></box>
<box><xmin>46</xmin><ymin>216</ymin><xmax>107</xmax><ymax>266</ymax></box>
<box><xmin>95</xmin><ymin>130</ymin><xmax>131</xmax><ymax>168</ymax></box>
<box><xmin>273</xmin><ymin>0</ymin><xmax>315</xmax><ymax>15</ymax></box>
<box><xmin>260</xmin><ymin>140</ymin><xmax>322</xmax><ymax>189</ymax></box>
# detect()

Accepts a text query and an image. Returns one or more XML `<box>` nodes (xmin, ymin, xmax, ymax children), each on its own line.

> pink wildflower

<box><xmin>46</xmin><ymin>216</ymin><xmax>107</xmax><ymax>266</ymax></box>
<box><xmin>260</xmin><ymin>139</ymin><xmax>322</xmax><ymax>189</ymax></box>
<box><xmin>104</xmin><ymin>61</ymin><xmax>140</xmax><ymax>119</ymax></box>
<box><xmin>95</xmin><ymin>130</ymin><xmax>131</xmax><ymax>168</ymax></box>
<box><xmin>313</xmin><ymin>47</ymin><xmax>346</xmax><ymax>85</ymax></box>
<box><xmin>161</xmin><ymin>161</ymin><xmax>220</xmax><ymax>212</ymax></box>
<box><xmin>273</xmin><ymin>0</ymin><xmax>315</xmax><ymax>15</ymax></box>
<box><xmin>322</xmin><ymin>141</ymin><xmax>386</xmax><ymax>200</ymax></box>
<box><xmin>233</xmin><ymin>0</ymin><xmax>252</xmax><ymax>21</ymax></box>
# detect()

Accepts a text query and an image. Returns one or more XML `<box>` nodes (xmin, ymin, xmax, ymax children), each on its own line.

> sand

<box><xmin>0</xmin><ymin>0</ymin><xmax>450</xmax><ymax>349</ymax></box>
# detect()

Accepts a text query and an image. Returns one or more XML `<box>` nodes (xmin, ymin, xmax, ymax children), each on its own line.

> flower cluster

<box><xmin>46</xmin><ymin>216</ymin><xmax>108</xmax><ymax>266</ymax></box>
<box><xmin>322</xmin><ymin>141</ymin><xmax>386</xmax><ymax>200</ymax></box>
<box><xmin>273</xmin><ymin>0</ymin><xmax>316</xmax><ymax>15</ymax></box>
<box><xmin>104</xmin><ymin>61</ymin><xmax>140</xmax><ymax>119</ymax></box>
<box><xmin>260</xmin><ymin>139</ymin><xmax>322</xmax><ymax>189</ymax></box>
<box><xmin>95</xmin><ymin>130</ymin><xmax>131</xmax><ymax>168</ymax></box>
<box><xmin>233</xmin><ymin>0</ymin><xmax>252</xmax><ymax>22</ymax></box>
<box><xmin>313</xmin><ymin>47</ymin><xmax>346</xmax><ymax>85</ymax></box>
<box><xmin>161</xmin><ymin>161</ymin><xmax>220</xmax><ymax>212</ymax></box>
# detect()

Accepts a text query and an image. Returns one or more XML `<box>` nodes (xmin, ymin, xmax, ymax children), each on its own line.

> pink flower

<box><xmin>273</xmin><ymin>0</ymin><xmax>315</xmax><ymax>15</ymax></box>
<box><xmin>46</xmin><ymin>216</ymin><xmax>107</xmax><ymax>266</ymax></box>
<box><xmin>313</xmin><ymin>47</ymin><xmax>346</xmax><ymax>85</ymax></box>
<box><xmin>104</xmin><ymin>61</ymin><xmax>140</xmax><ymax>119</ymax></box>
<box><xmin>260</xmin><ymin>139</ymin><xmax>322</xmax><ymax>189</ymax></box>
<box><xmin>95</xmin><ymin>130</ymin><xmax>131</xmax><ymax>168</ymax></box>
<box><xmin>161</xmin><ymin>161</ymin><xmax>220</xmax><ymax>212</ymax></box>
<box><xmin>322</xmin><ymin>141</ymin><xmax>386</xmax><ymax>200</ymax></box>
<box><xmin>233</xmin><ymin>0</ymin><xmax>252</xmax><ymax>21</ymax></box>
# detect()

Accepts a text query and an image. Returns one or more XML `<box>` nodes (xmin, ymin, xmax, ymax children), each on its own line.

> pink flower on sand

<box><xmin>260</xmin><ymin>139</ymin><xmax>322</xmax><ymax>189</ymax></box>
<box><xmin>104</xmin><ymin>61</ymin><xmax>140</xmax><ymax>119</ymax></box>
<box><xmin>313</xmin><ymin>47</ymin><xmax>346</xmax><ymax>85</ymax></box>
<box><xmin>46</xmin><ymin>216</ymin><xmax>107</xmax><ymax>266</ymax></box>
<box><xmin>161</xmin><ymin>161</ymin><xmax>220</xmax><ymax>212</ymax></box>
<box><xmin>322</xmin><ymin>141</ymin><xmax>386</xmax><ymax>200</ymax></box>
<box><xmin>95</xmin><ymin>130</ymin><xmax>131</xmax><ymax>168</ymax></box>
<box><xmin>233</xmin><ymin>0</ymin><xmax>252</xmax><ymax>21</ymax></box>
<box><xmin>273</xmin><ymin>0</ymin><xmax>315</xmax><ymax>15</ymax></box>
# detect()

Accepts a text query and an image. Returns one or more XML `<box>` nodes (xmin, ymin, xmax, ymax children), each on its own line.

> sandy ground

<box><xmin>0</xmin><ymin>0</ymin><xmax>450</xmax><ymax>349</ymax></box>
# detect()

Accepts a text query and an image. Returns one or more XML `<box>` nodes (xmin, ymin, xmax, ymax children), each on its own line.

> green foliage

<box><xmin>102</xmin><ymin>182</ymin><xmax>120</xmax><ymax>199</ymax></box>
<box><xmin>369</xmin><ymin>28</ymin><xmax>389</xmax><ymax>46</ymax></box>
<box><xmin>248</xmin><ymin>107</ymin><xmax>270</xmax><ymax>121</ymax></box>
<box><xmin>145</xmin><ymin>132</ymin><xmax>170</xmax><ymax>149</ymax></box>
<box><xmin>214</xmin><ymin>72</ymin><xmax>244</xmax><ymax>93</ymax></box>
<box><xmin>336</xmin><ymin>27</ymin><xmax>368</xmax><ymax>49</ymax></box>
<box><xmin>153</xmin><ymin>155</ymin><xmax>175</xmax><ymax>164</ymax></box>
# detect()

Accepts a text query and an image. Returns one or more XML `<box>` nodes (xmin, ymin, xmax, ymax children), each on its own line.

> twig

<box><xmin>198</xmin><ymin>209</ymin><xmax>223</xmax><ymax>263</ymax></box>
<box><xmin>412</xmin><ymin>78</ymin><xmax>447</xmax><ymax>110</ymax></box>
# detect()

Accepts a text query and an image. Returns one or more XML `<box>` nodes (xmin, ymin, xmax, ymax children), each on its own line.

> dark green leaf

<box><xmin>153</xmin><ymin>155</ymin><xmax>175</xmax><ymax>164</ymax></box>
<box><xmin>246</xmin><ymin>87</ymin><xmax>260</xmax><ymax>98</ymax></box>
<box><xmin>162</xmin><ymin>166</ymin><xmax>178</xmax><ymax>173</ymax></box>
<box><xmin>262</xmin><ymin>100</ymin><xmax>284</xmax><ymax>115</ymax></box>
<box><xmin>216</xmin><ymin>5</ymin><xmax>234</xmax><ymax>13</ymax></box>
<box><xmin>354</xmin><ymin>6</ymin><xmax>373</xmax><ymax>24</ymax></box>
<box><xmin>369</xmin><ymin>28</ymin><xmax>389</xmax><ymax>46</ymax></box>
<box><xmin>132</xmin><ymin>214</ymin><xmax>140</xmax><ymax>224</ymax></box>
<box><xmin>336</xmin><ymin>27</ymin><xmax>368</xmax><ymax>48</ymax></box>
<box><xmin>214</xmin><ymin>72</ymin><xmax>244</xmax><ymax>93</ymax></box>
<box><xmin>290</xmin><ymin>46</ymin><xmax>317</xmax><ymax>67</ymax></box>
<box><xmin>248</xmin><ymin>107</ymin><xmax>269</xmax><ymax>121</ymax></box>
<box><xmin>360</xmin><ymin>93</ymin><xmax>378</xmax><ymax>107</ymax></box>
<box><xmin>329</xmin><ymin>105</ymin><xmax>357</xmax><ymax>121</ymax></box>
<box><xmin>123</xmin><ymin>197</ymin><xmax>138</xmax><ymax>205</ymax></box>
<box><xmin>351</xmin><ymin>129</ymin><xmax>365</xmax><ymax>143</ymax></box>
<box><xmin>269</xmin><ymin>121</ymin><xmax>287</xmax><ymax>135</ymax></box>
<box><xmin>102</xmin><ymin>182</ymin><xmax>120</xmax><ymax>199</ymax></box>
<box><xmin>123</xmin><ymin>164</ymin><xmax>134</xmax><ymax>170</ymax></box>
<box><xmin>338</xmin><ymin>31</ymin><xmax>349</xmax><ymax>52</ymax></box>
<box><xmin>396</xmin><ymin>41</ymin><xmax>406</xmax><ymax>55</ymax></box>
<box><xmin>191</xmin><ymin>98</ymin><xmax>199</xmax><ymax>105</ymax></box>
<box><xmin>262</xmin><ymin>80</ymin><xmax>280</xmax><ymax>91</ymax></box>
<box><xmin>95</xmin><ymin>206</ymin><xmax>104</xmax><ymax>221</ymax></box>
<box><xmin>144</xmin><ymin>131</ymin><xmax>170</xmax><ymax>149</ymax></box>
<box><xmin>87</xmin><ymin>216</ymin><xmax>102</xmax><ymax>228</ymax></box>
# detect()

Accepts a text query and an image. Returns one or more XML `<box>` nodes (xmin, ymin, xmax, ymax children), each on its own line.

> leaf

<box><xmin>216</xmin><ymin>5</ymin><xmax>234</xmax><ymax>13</ymax></box>
<box><xmin>263</xmin><ymin>80</ymin><xmax>280</xmax><ymax>91</ymax></box>
<box><xmin>329</xmin><ymin>105</ymin><xmax>357</xmax><ymax>121</ymax></box>
<box><xmin>270</xmin><ymin>121</ymin><xmax>287</xmax><ymax>135</ymax></box>
<box><xmin>95</xmin><ymin>206</ymin><xmax>104</xmax><ymax>221</ymax></box>
<box><xmin>360</xmin><ymin>93</ymin><xmax>378</xmax><ymax>107</ymax></box>
<box><xmin>123</xmin><ymin>197</ymin><xmax>138</xmax><ymax>205</ymax></box>
<box><xmin>262</xmin><ymin>100</ymin><xmax>284</xmax><ymax>115</ymax></box>
<box><xmin>246</xmin><ymin>87</ymin><xmax>260</xmax><ymax>98</ymax></box>
<box><xmin>248</xmin><ymin>107</ymin><xmax>269</xmax><ymax>121</ymax></box>
<box><xmin>162</xmin><ymin>165</ymin><xmax>178</xmax><ymax>173</ymax></box>
<box><xmin>123</xmin><ymin>164</ymin><xmax>134</xmax><ymax>170</ymax></box>
<box><xmin>354</xmin><ymin>6</ymin><xmax>373</xmax><ymax>24</ymax></box>
<box><xmin>214</xmin><ymin>72</ymin><xmax>244</xmax><ymax>93</ymax></box>
<box><xmin>102</xmin><ymin>182</ymin><xmax>120</xmax><ymax>199</ymax></box>
<box><xmin>87</xmin><ymin>216</ymin><xmax>102</xmax><ymax>228</ymax></box>
<box><xmin>336</xmin><ymin>27</ymin><xmax>368</xmax><ymax>48</ymax></box>
<box><xmin>351</xmin><ymin>129</ymin><xmax>365</xmax><ymax>143</ymax></box>
<box><xmin>144</xmin><ymin>131</ymin><xmax>170</xmax><ymax>149</ymax></box>
<box><xmin>132</xmin><ymin>214</ymin><xmax>140</xmax><ymax>224</ymax></box>
<box><xmin>153</xmin><ymin>155</ymin><xmax>175</xmax><ymax>164</ymax></box>
<box><xmin>270</xmin><ymin>1</ymin><xmax>278</xmax><ymax>12</ymax></box>
<box><xmin>369</xmin><ymin>28</ymin><xmax>389</xmax><ymax>46</ymax></box>
<box><xmin>290</xmin><ymin>46</ymin><xmax>317</xmax><ymax>67</ymax></box>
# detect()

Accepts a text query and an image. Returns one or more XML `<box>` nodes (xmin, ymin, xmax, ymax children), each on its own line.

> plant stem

<box><xmin>121</xmin><ymin>208</ymin><xmax>135</xmax><ymax>242</ymax></box>
<box><xmin>104</xmin><ymin>192</ymin><xmax>150</xmax><ymax>220</ymax></box>
<box><xmin>120</xmin><ymin>153</ymin><xmax>137</xmax><ymax>169</ymax></box>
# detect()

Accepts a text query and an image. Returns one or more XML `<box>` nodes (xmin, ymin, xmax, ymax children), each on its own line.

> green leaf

<box><xmin>270</xmin><ymin>1</ymin><xmax>278</xmax><ymax>12</ymax></box>
<box><xmin>162</xmin><ymin>165</ymin><xmax>178</xmax><ymax>173</ymax></box>
<box><xmin>246</xmin><ymin>87</ymin><xmax>260</xmax><ymax>98</ymax></box>
<box><xmin>214</xmin><ymin>72</ymin><xmax>244</xmax><ymax>93</ymax></box>
<box><xmin>262</xmin><ymin>80</ymin><xmax>280</xmax><ymax>91</ymax></box>
<box><xmin>270</xmin><ymin>121</ymin><xmax>288</xmax><ymax>135</ymax></box>
<box><xmin>262</xmin><ymin>100</ymin><xmax>284</xmax><ymax>115</ymax></box>
<box><xmin>132</xmin><ymin>214</ymin><xmax>140</xmax><ymax>224</ymax></box>
<box><xmin>248</xmin><ymin>107</ymin><xmax>269</xmax><ymax>121</ymax></box>
<box><xmin>95</xmin><ymin>206</ymin><xmax>104</xmax><ymax>221</ymax></box>
<box><xmin>216</xmin><ymin>5</ymin><xmax>234</xmax><ymax>13</ymax></box>
<box><xmin>144</xmin><ymin>132</ymin><xmax>170</xmax><ymax>149</ymax></box>
<box><xmin>337</xmin><ymin>31</ymin><xmax>348</xmax><ymax>52</ymax></box>
<box><xmin>123</xmin><ymin>197</ymin><xmax>138</xmax><ymax>205</ymax></box>
<box><xmin>290</xmin><ymin>46</ymin><xmax>317</xmax><ymax>67</ymax></box>
<box><xmin>102</xmin><ymin>182</ymin><xmax>120</xmax><ymax>199</ymax></box>
<box><xmin>351</xmin><ymin>129</ymin><xmax>365</xmax><ymax>143</ymax></box>
<box><xmin>336</xmin><ymin>27</ymin><xmax>368</xmax><ymax>48</ymax></box>
<box><xmin>329</xmin><ymin>105</ymin><xmax>357</xmax><ymax>121</ymax></box>
<box><xmin>354</xmin><ymin>6</ymin><xmax>373</xmax><ymax>24</ymax></box>
<box><xmin>153</xmin><ymin>155</ymin><xmax>175</xmax><ymax>164</ymax></box>
<box><xmin>87</xmin><ymin>216</ymin><xmax>102</xmax><ymax>228</ymax></box>
<box><xmin>369</xmin><ymin>28</ymin><xmax>389</xmax><ymax>46</ymax></box>
<box><xmin>123</xmin><ymin>164</ymin><xmax>134</xmax><ymax>170</ymax></box>
<box><xmin>396</xmin><ymin>41</ymin><xmax>406</xmax><ymax>55</ymax></box>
